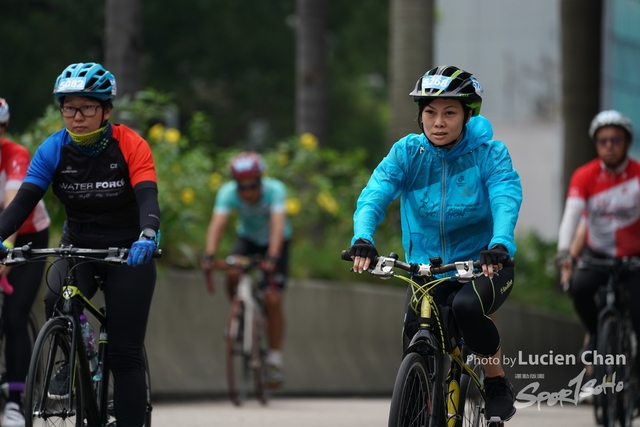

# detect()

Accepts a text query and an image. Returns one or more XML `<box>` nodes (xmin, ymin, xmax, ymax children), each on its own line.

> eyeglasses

<box><xmin>238</xmin><ymin>182</ymin><xmax>261</xmax><ymax>192</ymax></box>
<box><xmin>596</xmin><ymin>136</ymin><xmax>624</xmax><ymax>146</ymax></box>
<box><xmin>59</xmin><ymin>105</ymin><xmax>101</xmax><ymax>118</ymax></box>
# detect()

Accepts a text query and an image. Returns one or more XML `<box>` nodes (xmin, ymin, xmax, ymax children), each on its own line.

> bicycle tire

<box><xmin>24</xmin><ymin>317</ymin><xmax>84</xmax><ymax>427</ymax></box>
<box><xmin>252</xmin><ymin>306</ymin><xmax>270</xmax><ymax>405</ymax></box>
<box><xmin>616</xmin><ymin>318</ymin><xmax>635</xmax><ymax>427</ymax></box>
<box><xmin>388</xmin><ymin>352</ymin><xmax>439</xmax><ymax>427</ymax></box>
<box><xmin>226</xmin><ymin>298</ymin><xmax>250</xmax><ymax>406</ymax></box>
<box><xmin>0</xmin><ymin>310</ymin><xmax>39</xmax><ymax>403</ymax></box>
<box><xmin>596</xmin><ymin>315</ymin><xmax>619</xmax><ymax>427</ymax></box>
<box><xmin>456</xmin><ymin>361</ymin><xmax>491</xmax><ymax>427</ymax></box>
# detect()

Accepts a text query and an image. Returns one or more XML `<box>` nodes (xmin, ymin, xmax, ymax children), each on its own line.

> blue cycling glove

<box><xmin>127</xmin><ymin>230</ymin><xmax>157</xmax><ymax>267</ymax></box>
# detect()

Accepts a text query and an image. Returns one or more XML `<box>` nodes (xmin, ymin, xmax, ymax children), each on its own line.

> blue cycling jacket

<box><xmin>351</xmin><ymin>115</ymin><xmax>522</xmax><ymax>264</ymax></box>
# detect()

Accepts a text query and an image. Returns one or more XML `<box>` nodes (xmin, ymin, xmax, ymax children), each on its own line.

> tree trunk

<box><xmin>295</xmin><ymin>0</ymin><xmax>327</xmax><ymax>145</ymax></box>
<box><xmin>560</xmin><ymin>0</ymin><xmax>601</xmax><ymax>199</ymax></box>
<box><xmin>104</xmin><ymin>0</ymin><xmax>143</xmax><ymax>100</ymax></box>
<box><xmin>387</xmin><ymin>0</ymin><xmax>434</xmax><ymax>147</ymax></box>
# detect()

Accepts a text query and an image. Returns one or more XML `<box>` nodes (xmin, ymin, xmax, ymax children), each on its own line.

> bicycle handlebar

<box><xmin>340</xmin><ymin>249</ymin><xmax>514</xmax><ymax>280</ymax></box>
<box><xmin>0</xmin><ymin>244</ymin><xmax>162</xmax><ymax>266</ymax></box>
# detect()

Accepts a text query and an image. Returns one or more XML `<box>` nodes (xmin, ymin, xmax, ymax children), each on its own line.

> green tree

<box><xmin>387</xmin><ymin>0</ymin><xmax>434</xmax><ymax>147</ymax></box>
<box><xmin>0</xmin><ymin>1</ymin><xmax>103</xmax><ymax>131</ymax></box>
<box><xmin>560</xmin><ymin>0</ymin><xmax>601</xmax><ymax>200</ymax></box>
<box><xmin>105</xmin><ymin>0</ymin><xmax>143</xmax><ymax>99</ymax></box>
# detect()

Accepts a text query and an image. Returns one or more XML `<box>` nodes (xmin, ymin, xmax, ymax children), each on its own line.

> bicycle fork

<box><xmin>445</xmin><ymin>352</ymin><xmax>463</xmax><ymax>427</ymax></box>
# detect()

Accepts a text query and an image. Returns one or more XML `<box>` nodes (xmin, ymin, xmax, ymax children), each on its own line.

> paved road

<box><xmin>148</xmin><ymin>397</ymin><xmax>640</xmax><ymax>427</ymax></box>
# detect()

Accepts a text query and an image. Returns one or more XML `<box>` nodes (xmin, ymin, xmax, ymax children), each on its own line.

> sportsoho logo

<box><xmin>467</xmin><ymin>351</ymin><xmax>627</xmax><ymax>410</ymax></box>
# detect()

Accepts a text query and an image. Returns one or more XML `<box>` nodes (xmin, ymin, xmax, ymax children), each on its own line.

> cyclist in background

<box><xmin>556</xmin><ymin>110</ymin><xmax>640</xmax><ymax>372</ymax></box>
<box><xmin>0</xmin><ymin>98</ymin><xmax>50</xmax><ymax>427</ymax></box>
<box><xmin>201</xmin><ymin>151</ymin><xmax>291</xmax><ymax>388</ymax></box>
<box><xmin>0</xmin><ymin>64</ymin><xmax>160</xmax><ymax>427</ymax></box>
<box><xmin>347</xmin><ymin>65</ymin><xmax>522</xmax><ymax>422</ymax></box>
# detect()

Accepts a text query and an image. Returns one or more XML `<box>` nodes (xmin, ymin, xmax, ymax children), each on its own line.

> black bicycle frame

<box><xmin>55</xmin><ymin>268</ymin><xmax>111</xmax><ymax>426</ymax></box>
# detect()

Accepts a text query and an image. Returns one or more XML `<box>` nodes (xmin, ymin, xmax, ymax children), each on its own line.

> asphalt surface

<box><xmin>148</xmin><ymin>397</ymin><xmax>640</xmax><ymax>427</ymax></box>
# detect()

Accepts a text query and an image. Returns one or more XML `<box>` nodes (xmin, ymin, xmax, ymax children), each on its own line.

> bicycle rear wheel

<box><xmin>226</xmin><ymin>299</ymin><xmax>250</xmax><ymax>406</ymax></box>
<box><xmin>596</xmin><ymin>316</ymin><xmax>619</xmax><ymax>427</ymax></box>
<box><xmin>456</xmin><ymin>361</ymin><xmax>491</xmax><ymax>427</ymax></box>
<box><xmin>24</xmin><ymin>317</ymin><xmax>84</xmax><ymax>427</ymax></box>
<box><xmin>0</xmin><ymin>309</ymin><xmax>39</xmax><ymax>403</ymax></box>
<box><xmin>388</xmin><ymin>352</ymin><xmax>439</xmax><ymax>427</ymax></box>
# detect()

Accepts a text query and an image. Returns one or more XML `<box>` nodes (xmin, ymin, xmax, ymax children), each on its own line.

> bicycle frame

<box><xmin>58</xmin><ymin>283</ymin><xmax>111</xmax><ymax>426</ymax></box>
<box><xmin>404</xmin><ymin>275</ymin><xmax>486</xmax><ymax>427</ymax></box>
<box><xmin>236</xmin><ymin>274</ymin><xmax>259</xmax><ymax>356</ymax></box>
<box><xmin>3</xmin><ymin>244</ymin><xmax>158</xmax><ymax>427</ymax></box>
<box><xmin>341</xmin><ymin>250</ymin><xmax>513</xmax><ymax>427</ymax></box>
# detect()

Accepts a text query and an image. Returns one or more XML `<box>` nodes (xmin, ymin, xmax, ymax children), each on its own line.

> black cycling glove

<box><xmin>479</xmin><ymin>244</ymin><xmax>510</xmax><ymax>266</ymax></box>
<box><xmin>348</xmin><ymin>238</ymin><xmax>378</xmax><ymax>261</ymax></box>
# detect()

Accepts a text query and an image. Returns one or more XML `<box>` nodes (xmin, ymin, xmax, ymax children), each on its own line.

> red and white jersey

<box><xmin>557</xmin><ymin>157</ymin><xmax>640</xmax><ymax>257</ymax></box>
<box><xmin>0</xmin><ymin>139</ymin><xmax>50</xmax><ymax>235</ymax></box>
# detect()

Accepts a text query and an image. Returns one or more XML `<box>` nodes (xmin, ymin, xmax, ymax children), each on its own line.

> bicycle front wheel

<box><xmin>24</xmin><ymin>317</ymin><xmax>84</xmax><ymax>427</ymax></box>
<box><xmin>226</xmin><ymin>299</ymin><xmax>250</xmax><ymax>406</ymax></box>
<box><xmin>596</xmin><ymin>316</ymin><xmax>619</xmax><ymax>427</ymax></box>
<box><xmin>251</xmin><ymin>307</ymin><xmax>271</xmax><ymax>405</ymax></box>
<box><xmin>388</xmin><ymin>352</ymin><xmax>439</xmax><ymax>427</ymax></box>
<box><xmin>457</xmin><ymin>361</ymin><xmax>490</xmax><ymax>427</ymax></box>
<box><xmin>616</xmin><ymin>318</ymin><xmax>635</xmax><ymax>427</ymax></box>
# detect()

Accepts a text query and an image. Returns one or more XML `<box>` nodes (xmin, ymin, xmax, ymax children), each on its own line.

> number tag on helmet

<box><xmin>470</xmin><ymin>77</ymin><xmax>483</xmax><ymax>97</ymax></box>
<box><xmin>57</xmin><ymin>77</ymin><xmax>87</xmax><ymax>92</ymax></box>
<box><xmin>422</xmin><ymin>75</ymin><xmax>451</xmax><ymax>91</ymax></box>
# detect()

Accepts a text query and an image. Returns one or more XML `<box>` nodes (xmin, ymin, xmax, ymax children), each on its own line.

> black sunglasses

<box><xmin>238</xmin><ymin>182</ymin><xmax>261</xmax><ymax>192</ymax></box>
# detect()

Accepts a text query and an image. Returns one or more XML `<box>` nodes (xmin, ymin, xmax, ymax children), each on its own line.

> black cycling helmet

<box><xmin>410</xmin><ymin>65</ymin><xmax>483</xmax><ymax>117</ymax></box>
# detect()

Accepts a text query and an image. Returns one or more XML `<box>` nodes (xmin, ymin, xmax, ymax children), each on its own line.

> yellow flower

<box><xmin>285</xmin><ymin>197</ymin><xmax>301</xmax><ymax>216</ymax></box>
<box><xmin>300</xmin><ymin>132</ymin><xmax>318</xmax><ymax>150</ymax></box>
<box><xmin>148</xmin><ymin>123</ymin><xmax>165</xmax><ymax>141</ymax></box>
<box><xmin>181</xmin><ymin>188</ymin><xmax>195</xmax><ymax>205</ymax></box>
<box><xmin>277</xmin><ymin>150</ymin><xmax>289</xmax><ymax>167</ymax></box>
<box><xmin>208</xmin><ymin>172</ymin><xmax>224</xmax><ymax>191</ymax></box>
<box><xmin>164</xmin><ymin>128</ymin><xmax>181</xmax><ymax>144</ymax></box>
<box><xmin>316</xmin><ymin>190</ymin><xmax>338</xmax><ymax>215</ymax></box>
<box><xmin>171</xmin><ymin>163</ymin><xmax>181</xmax><ymax>174</ymax></box>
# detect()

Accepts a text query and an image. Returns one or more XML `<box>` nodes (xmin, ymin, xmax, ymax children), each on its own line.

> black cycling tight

<box><xmin>403</xmin><ymin>267</ymin><xmax>514</xmax><ymax>357</ymax></box>
<box><xmin>44</xmin><ymin>258</ymin><xmax>155</xmax><ymax>427</ymax></box>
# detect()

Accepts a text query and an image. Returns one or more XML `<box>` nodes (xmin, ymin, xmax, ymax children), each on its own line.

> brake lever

<box><xmin>363</xmin><ymin>256</ymin><xmax>396</xmax><ymax>279</ymax></box>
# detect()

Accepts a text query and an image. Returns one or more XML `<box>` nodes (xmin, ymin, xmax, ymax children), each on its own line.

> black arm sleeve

<box><xmin>134</xmin><ymin>183</ymin><xmax>160</xmax><ymax>233</ymax></box>
<box><xmin>0</xmin><ymin>183</ymin><xmax>46</xmax><ymax>239</ymax></box>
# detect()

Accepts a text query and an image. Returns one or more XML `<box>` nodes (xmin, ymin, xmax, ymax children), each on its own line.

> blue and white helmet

<box><xmin>0</xmin><ymin>98</ymin><xmax>9</xmax><ymax>124</ymax></box>
<box><xmin>53</xmin><ymin>63</ymin><xmax>117</xmax><ymax>102</ymax></box>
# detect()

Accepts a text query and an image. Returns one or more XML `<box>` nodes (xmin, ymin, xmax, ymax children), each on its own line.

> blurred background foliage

<box><xmin>6</xmin><ymin>90</ymin><xmax>569</xmax><ymax>317</ymax></box>
<box><xmin>1</xmin><ymin>0</ymin><xmax>389</xmax><ymax>167</ymax></box>
<box><xmin>1</xmin><ymin>0</ymin><xmax>571</xmax><ymax>317</ymax></box>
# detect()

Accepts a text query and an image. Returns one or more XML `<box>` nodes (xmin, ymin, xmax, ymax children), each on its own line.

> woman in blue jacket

<box><xmin>347</xmin><ymin>65</ymin><xmax>522</xmax><ymax>422</ymax></box>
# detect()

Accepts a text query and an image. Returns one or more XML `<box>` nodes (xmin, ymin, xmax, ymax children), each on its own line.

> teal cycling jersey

<box><xmin>352</xmin><ymin>115</ymin><xmax>522</xmax><ymax>264</ymax></box>
<box><xmin>214</xmin><ymin>177</ymin><xmax>292</xmax><ymax>246</ymax></box>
